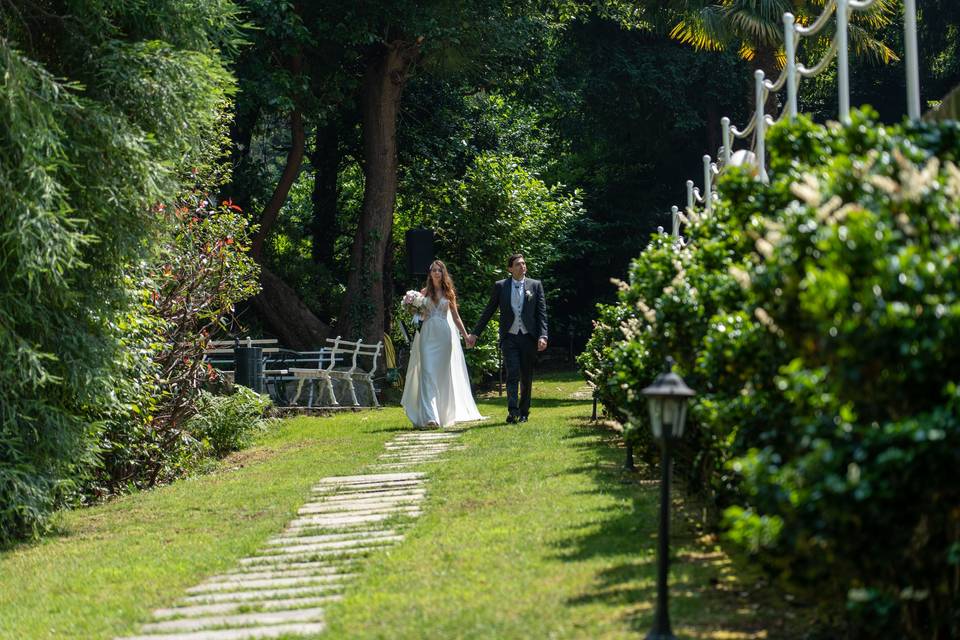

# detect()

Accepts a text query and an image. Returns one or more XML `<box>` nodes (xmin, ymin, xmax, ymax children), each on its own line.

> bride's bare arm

<box><xmin>449</xmin><ymin>299</ymin><xmax>469</xmax><ymax>340</ymax></box>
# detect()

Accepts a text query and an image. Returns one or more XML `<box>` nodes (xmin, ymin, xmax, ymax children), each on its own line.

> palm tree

<box><xmin>660</xmin><ymin>0</ymin><xmax>899</xmax><ymax>112</ymax></box>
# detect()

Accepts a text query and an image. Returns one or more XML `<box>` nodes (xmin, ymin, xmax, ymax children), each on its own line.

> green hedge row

<box><xmin>580</xmin><ymin>108</ymin><xmax>960</xmax><ymax>638</ymax></box>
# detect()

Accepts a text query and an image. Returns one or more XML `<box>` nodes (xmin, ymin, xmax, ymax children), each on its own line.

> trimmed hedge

<box><xmin>581</xmin><ymin>108</ymin><xmax>960</xmax><ymax>637</ymax></box>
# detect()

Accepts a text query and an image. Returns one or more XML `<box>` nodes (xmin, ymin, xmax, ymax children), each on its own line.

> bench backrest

<box><xmin>261</xmin><ymin>347</ymin><xmax>335</xmax><ymax>369</ymax></box>
<box><xmin>209</xmin><ymin>338</ymin><xmax>279</xmax><ymax>346</ymax></box>
<box><xmin>326</xmin><ymin>336</ymin><xmax>383</xmax><ymax>375</ymax></box>
<box><xmin>205</xmin><ymin>347</ymin><xmax>280</xmax><ymax>355</ymax></box>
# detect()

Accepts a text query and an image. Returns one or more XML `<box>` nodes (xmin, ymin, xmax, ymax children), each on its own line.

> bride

<box><xmin>401</xmin><ymin>260</ymin><xmax>483</xmax><ymax>428</ymax></box>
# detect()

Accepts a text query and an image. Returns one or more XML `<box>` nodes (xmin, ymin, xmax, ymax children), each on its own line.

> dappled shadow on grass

<box><xmin>551</xmin><ymin>416</ymin><xmax>803</xmax><ymax>639</ymax></box>
<box><xmin>473</xmin><ymin>396</ymin><xmax>588</xmax><ymax>411</ymax></box>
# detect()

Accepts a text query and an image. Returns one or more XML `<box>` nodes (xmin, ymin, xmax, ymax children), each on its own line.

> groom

<box><xmin>467</xmin><ymin>253</ymin><xmax>548</xmax><ymax>423</ymax></box>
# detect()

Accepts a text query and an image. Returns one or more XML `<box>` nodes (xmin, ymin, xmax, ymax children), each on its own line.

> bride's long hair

<box><xmin>424</xmin><ymin>260</ymin><xmax>457</xmax><ymax>304</ymax></box>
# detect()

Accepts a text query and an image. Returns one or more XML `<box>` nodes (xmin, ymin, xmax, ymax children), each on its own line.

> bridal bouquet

<box><xmin>401</xmin><ymin>290</ymin><xmax>426</xmax><ymax>322</ymax></box>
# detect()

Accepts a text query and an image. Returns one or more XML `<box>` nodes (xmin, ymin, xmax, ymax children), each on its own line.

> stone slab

<box><xmin>140</xmin><ymin>607</ymin><xmax>325</xmax><ymax>633</ymax></box>
<box><xmin>188</xmin><ymin>574</ymin><xmax>353</xmax><ymax>594</ymax></box>
<box><xmin>153</xmin><ymin>596</ymin><xmax>340</xmax><ymax>620</ymax></box>
<box><xmin>120</xmin><ymin>622</ymin><xmax>327</xmax><ymax>640</ymax></box>
<box><xmin>266</xmin><ymin>529</ymin><xmax>398</xmax><ymax>545</ymax></box>
<box><xmin>300</xmin><ymin>496</ymin><xmax>422</xmax><ymax>511</ymax></box>
<box><xmin>237</xmin><ymin>547</ymin><xmax>376</xmax><ymax>566</ymax></box>
<box><xmin>289</xmin><ymin>506</ymin><xmax>421</xmax><ymax>523</ymax></box>
<box><xmin>266</xmin><ymin>535</ymin><xmax>404</xmax><ymax>551</ymax></box>
<box><xmin>202</xmin><ymin>566</ymin><xmax>344</xmax><ymax>583</ymax></box>
<box><xmin>287</xmin><ymin>510</ymin><xmax>420</xmax><ymax>529</ymax></box>
<box><xmin>318</xmin><ymin>487</ymin><xmax>426</xmax><ymax>499</ymax></box>
<box><xmin>298</xmin><ymin>500</ymin><xmax>419</xmax><ymax>514</ymax></box>
<box><xmin>311</xmin><ymin>486</ymin><xmax>424</xmax><ymax>499</ymax></box>
<box><xmin>312</xmin><ymin>480</ymin><xmax>424</xmax><ymax>493</ymax></box>
<box><xmin>180</xmin><ymin>584</ymin><xmax>344</xmax><ymax>605</ymax></box>
<box><xmin>253</xmin><ymin>543</ymin><xmax>391</xmax><ymax>560</ymax></box>
<box><xmin>315</xmin><ymin>472</ymin><xmax>424</xmax><ymax>484</ymax></box>
<box><xmin>373</xmin><ymin>463</ymin><xmax>435</xmax><ymax>469</ymax></box>
<box><xmin>226</xmin><ymin>560</ymin><xmax>357</xmax><ymax>575</ymax></box>
<box><xmin>383</xmin><ymin>444</ymin><xmax>454</xmax><ymax>450</ymax></box>
<box><xmin>258</xmin><ymin>537</ymin><xmax>399</xmax><ymax>555</ymax></box>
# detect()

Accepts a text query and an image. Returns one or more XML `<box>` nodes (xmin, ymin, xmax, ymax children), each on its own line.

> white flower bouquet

<box><xmin>402</xmin><ymin>290</ymin><xmax>426</xmax><ymax>325</ymax></box>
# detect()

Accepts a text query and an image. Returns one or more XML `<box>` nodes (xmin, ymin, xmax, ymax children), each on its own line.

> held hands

<box><xmin>465</xmin><ymin>334</ymin><xmax>477</xmax><ymax>349</ymax></box>
<box><xmin>538</xmin><ymin>337</ymin><xmax>548</xmax><ymax>352</ymax></box>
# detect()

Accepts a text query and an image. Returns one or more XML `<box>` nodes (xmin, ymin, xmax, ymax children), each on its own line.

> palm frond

<box><xmin>726</xmin><ymin>9</ymin><xmax>784</xmax><ymax>47</ymax></box>
<box><xmin>669</xmin><ymin>5</ymin><xmax>732</xmax><ymax>52</ymax></box>
<box><xmin>849</xmin><ymin>0</ymin><xmax>898</xmax><ymax>31</ymax></box>
<box><xmin>848</xmin><ymin>23</ymin><xmax>900</xmax><ymax>64</ymax></box>
<box><xmin>669</xmin><ymin>20</ymin><xmax>727</xmax><ymax>51</ymax></box>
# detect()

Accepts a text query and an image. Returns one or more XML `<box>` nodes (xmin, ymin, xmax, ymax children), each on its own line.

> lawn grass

<box><xmin>323</xmin><ymin>372</ymin><xmax>804</xmax><ymax>639</ymax></box>
<box><xmin>0</xmin><ymin>411</ymin><xmax>401</xmax><ymax>639</ymax></box>
<box><xmin>0</xmin><ymin>370</ymin><xmax>804</xmax><ymax>639</ymax></box>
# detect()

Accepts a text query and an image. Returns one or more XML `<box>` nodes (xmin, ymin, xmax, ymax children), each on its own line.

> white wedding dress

<box><xmin>401</xmin><ymin>295</ymin><xmax>483</xmax><ymax>427</ymax></box>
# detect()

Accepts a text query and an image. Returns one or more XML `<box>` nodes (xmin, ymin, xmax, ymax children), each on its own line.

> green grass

<box><xmin>0</xmin><ymin>371</ymin><xmax>802</xmax><ymax>639</ymax></box>
<box><xmin>0</xmin><ymin>412</ymin><xmax>400</xmax><ymax>639</ymax></box>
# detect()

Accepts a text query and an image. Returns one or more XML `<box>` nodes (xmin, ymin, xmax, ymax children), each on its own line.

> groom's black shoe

<box><xmin>506</xmin><ymin>414</ymin><xmax>517</xmax><ymax>424</ymax></box>
<box><xmin>518</xmin><ymin>415</ymin><xmax>529</xmax><ymax>423</ymax></box>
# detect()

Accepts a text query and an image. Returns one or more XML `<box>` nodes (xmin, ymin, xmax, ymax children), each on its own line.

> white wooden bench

<box><xmin>287</xmin><ymin>348</ymin><xmax>339</xmax><ymax>407</ymax></box>
<box><xmin>288</xmin><ymin>336</ymin><xmax>383</xmax><ymax>408</ymax></box>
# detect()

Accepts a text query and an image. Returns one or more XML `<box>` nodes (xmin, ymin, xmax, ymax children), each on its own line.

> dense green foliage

<box><xmin>582</xmin><ymin>109</ymin><xmax>960</xmax><ymax>637</ymax></box>
<box><xmin>0</xmin><ymin>2</ymin><xmax>251</xmax><ymax>543</ymax></box>
<box><xmin>91</xmin><ymin>202</ymin><xmax>260</xmax><ymax>497</ymax></box>
<box><xmin>393</xmin><ymin>90</ymin><xmax>584</xmax><ymax>377</ymax></box>
<box><xmin>186</xmin><ymin>386</ymin><xmax>273</xmax><ymax>457</ymax></box>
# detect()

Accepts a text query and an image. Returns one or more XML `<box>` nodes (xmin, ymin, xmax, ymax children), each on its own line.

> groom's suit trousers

<box><xmin>504</xmin><ymin>332</ymin><xmax>536</xmax><ymax>417</ymax></box>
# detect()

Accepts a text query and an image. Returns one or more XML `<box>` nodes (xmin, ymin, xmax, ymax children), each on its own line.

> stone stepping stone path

<box><xmin>119</xmin><ymin>430</ymin><xmax>462</xmax><ymax>640</ymax></box>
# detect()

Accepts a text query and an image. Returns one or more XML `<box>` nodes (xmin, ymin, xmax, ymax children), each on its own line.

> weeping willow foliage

<box><xmin>0</xmin><ymin>1</ymin><xmax>242</xmax><ymax>544</ymax></box>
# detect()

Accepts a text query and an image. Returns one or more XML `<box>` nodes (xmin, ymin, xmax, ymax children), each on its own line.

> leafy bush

<box><xmin>187</xmin><ymin>386</ymin><xmax>273</xmax><ymax>458</ymax></box>
<box><xmin>583</xmin><ymin>108</ymin><xmax>960</xmax><ymax>637</ymax></box>
<box><xmin>89</xmin><ymin>199</ymin><xmax>260</xmax><ymax>496</ymax></box>
<box><xmin>0</xmin><ymin>1</ymin><xmax>242</xmax><ymax>544</ymax></box>
<box><xmin>724</xmin><ymin>110</ymin><xmax>960</xmax><ymax>637</ymax></box>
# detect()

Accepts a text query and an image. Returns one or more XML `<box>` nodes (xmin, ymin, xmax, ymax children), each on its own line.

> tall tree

<box><xmin>332</xmin><ymin>2</ymin><xmax>566</xmax><ymax>345</ymax></box>
<box><xmin>227</xmin><ymin>0</ymin><xmax>337</xmax><ymax>347</ymax></box>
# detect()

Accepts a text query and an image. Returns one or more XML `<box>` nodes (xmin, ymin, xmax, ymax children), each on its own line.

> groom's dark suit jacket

<box><xmin>472</xmin><ymin>278</ymin><xmax>548</xmax><ymax>344</ymax></box>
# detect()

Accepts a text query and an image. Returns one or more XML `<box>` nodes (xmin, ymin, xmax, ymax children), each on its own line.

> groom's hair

<box><xmin>507</xmin><ymin>253</ymin><xmax>524</xmax><ymax>268</ymax></box>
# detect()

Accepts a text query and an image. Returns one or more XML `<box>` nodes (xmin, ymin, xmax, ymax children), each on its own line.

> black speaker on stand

<box><xmin>405</xmin><ymin>227</ymin><xmax>435</xmax><ymax>283</ymax></box>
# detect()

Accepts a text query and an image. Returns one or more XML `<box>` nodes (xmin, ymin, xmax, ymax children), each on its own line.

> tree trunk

<box><xmin>252</xmin><ymin>267</ymin><xmax>331</xmax><ymax>350</ymax></box>
<box><xmin>337</xmin><ymin>41</ymin><xmax>420</xmax><ymax>344</ymax></box>
<box><xmin>382</xmin><ymin>235</ymin><xmax>395</xmax><ymax>338</ymax></box>
<box><xmin>309</xmin><ymin>120</ymin><xmax>340</xmax><ymax>270</ymax></box>
<box><xmin>251</xmin><ymin>56</ymin><xmax>305</xmax><ymax>259</ymax></box>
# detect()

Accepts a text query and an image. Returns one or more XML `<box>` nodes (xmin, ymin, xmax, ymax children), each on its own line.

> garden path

<box><xmin>119</xmin><ymin>430</ymin><xmax>464</xmax><ymax>640</ymax></box>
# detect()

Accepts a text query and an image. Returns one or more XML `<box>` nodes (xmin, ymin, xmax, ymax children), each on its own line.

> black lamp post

<box><xmin>624</xmin><ymin>439</ymin><xmax>636</xmax><ymax>472</ymax></box>
<box><xmin>640</xmin><ymin>358</ymin><xmax>695</xmax><ymax>640</ymax></box>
